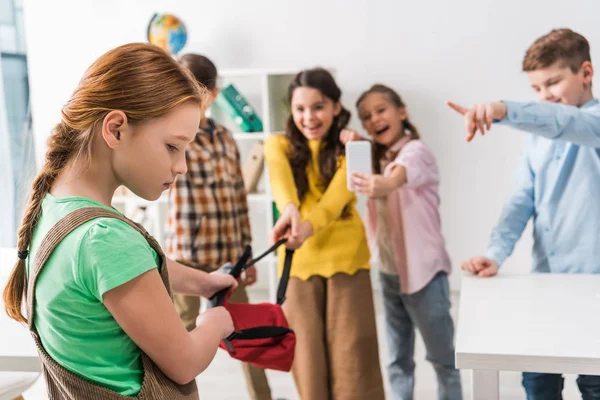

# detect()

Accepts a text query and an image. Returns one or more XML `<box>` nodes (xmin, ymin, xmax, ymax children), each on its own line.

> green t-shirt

<box><xmin>27</xmin><ymin>194</ymin><xmax>160</xmax><ymax>395</ymax></box>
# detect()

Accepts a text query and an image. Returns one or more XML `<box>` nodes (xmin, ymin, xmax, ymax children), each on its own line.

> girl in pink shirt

<box><xmin>345</xmin><ymin>84</ymin><xmax>462</xmax><ymax>400</ymax></box>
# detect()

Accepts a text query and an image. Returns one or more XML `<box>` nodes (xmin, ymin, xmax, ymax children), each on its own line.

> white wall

<box><xmin>23</xmin><ymin>0</ymin><xmax>600</xmax><ymax>291</ymax></box>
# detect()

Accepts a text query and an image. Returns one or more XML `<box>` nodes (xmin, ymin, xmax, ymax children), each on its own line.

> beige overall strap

<box><xmin>25</xmin><ymin>206</ymin><xmax>165</xmax><ymax>331</ymax></box>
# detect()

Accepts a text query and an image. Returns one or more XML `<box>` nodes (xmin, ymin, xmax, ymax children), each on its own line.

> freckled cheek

<box><xmin>136</xmin><ymin>150</ymin><xmax>155</xmax><ymax>169</ymax></box>
<box><xmin>139</xmin><ymin>147</ymin><xmax>164</xmax><ymax>173</ymax></box>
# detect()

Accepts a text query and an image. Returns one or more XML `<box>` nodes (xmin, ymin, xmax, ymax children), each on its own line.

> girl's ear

<box><xmin>398</xmin><ymin>107</ymin><xmax>407</xmax><ymax>121</ymax></box>
<box><xmin>333</xmin><ymin>101</ymin><xmax>342</xmax><ymax>116</ymax></box>
<box><xmin>101</xmin><ymin>110</ymin><xmax>128</xmax><ymax>149</ymax></box>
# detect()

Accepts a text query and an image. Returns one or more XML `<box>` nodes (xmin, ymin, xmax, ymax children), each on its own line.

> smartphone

<box><xmin>345</xmin><ymin>141</ymin><xmax>372</xmax><ymax>192</ymax></box>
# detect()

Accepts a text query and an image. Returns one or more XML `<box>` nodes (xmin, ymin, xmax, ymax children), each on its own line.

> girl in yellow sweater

<box><xmin>264</xmin><ymin>68</ymin><xmax>385</xmax><ymax>400</ymax></box>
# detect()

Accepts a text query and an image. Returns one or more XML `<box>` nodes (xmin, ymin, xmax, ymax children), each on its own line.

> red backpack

<box><xmin>208</xmin><ymin>240</ymin><xmax>296</xmax><ymax>372</ymax></box>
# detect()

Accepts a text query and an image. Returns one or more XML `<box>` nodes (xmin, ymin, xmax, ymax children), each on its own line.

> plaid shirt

<box><xmin>166</xmin><ymin>119</ymin><xmax>251</xmax><ymax>270</ymax></box>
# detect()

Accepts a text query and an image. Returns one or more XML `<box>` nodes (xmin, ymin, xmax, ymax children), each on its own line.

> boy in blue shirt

<box><xmin>448</xmin><ymin>28</ymin><xmax>600</xmax><ymax>399</ymax></box>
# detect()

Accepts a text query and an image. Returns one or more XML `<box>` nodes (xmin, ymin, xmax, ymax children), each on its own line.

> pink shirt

<box><xmin>366</xmin><ymin>138</ymin><xmax>451</xmax><ymax>294</ymax></box>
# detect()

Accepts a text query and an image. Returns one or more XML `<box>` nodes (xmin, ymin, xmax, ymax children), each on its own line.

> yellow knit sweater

<box><xmin>264</xmin><ymin>135</ymin><xmax>371</xmax><ymax>280</ymax></box>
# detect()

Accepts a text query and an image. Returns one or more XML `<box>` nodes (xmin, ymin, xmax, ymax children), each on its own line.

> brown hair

<box><xmin>178</xmin><ymin>53</ymin><xmax>218</xmax><ymax>91</ymax></box>
<box><xmin>523</xmin><ymin>28</ymin><xmax>591</xmax><ymax>73</ymax></box>
<box><xmin>286</xmin><ymin>68</ymin><xmax>351</xmax><ymax>216</ymax></box>
<box><xmin>356</xmin><ymin>84</ymin><xmax>419</xmax><ymax>174</ymax></box>
<box><xmin>3</xmin><ymin>43</ymin><xmax>208</xmax><ymax>323</ymax></box>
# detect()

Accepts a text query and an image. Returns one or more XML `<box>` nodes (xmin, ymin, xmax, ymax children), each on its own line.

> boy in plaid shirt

<box><xmin>166</xmin><ymin>54</ymin><xmax>272</xmax><ymax>400</ymax></box>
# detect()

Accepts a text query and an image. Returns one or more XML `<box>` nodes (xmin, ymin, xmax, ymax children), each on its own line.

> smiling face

<box><xmin>290</xmin><ymin>86</ymin><xmax>341</xmax><ymax>141</ymax></box>
<box><xmin>526</xmin><ymin>61</ymin><xmax>594</xmax><ymax>106</ymax></box>
<box><xmin>358</xmin><ymin>92</ymin><xmax>407</xmax><ymax>146</ymax></box>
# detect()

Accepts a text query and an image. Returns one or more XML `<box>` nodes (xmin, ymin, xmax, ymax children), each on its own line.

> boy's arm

<box><xmin>498</xmin><ymin>100</ymin><xmax>600</xmax><ymax>147</ymax></box>
<box><xmin>485</xmin><ymin>139</ymin><xmax>536</xmax><ymax>267</ymax></box>
<box><xmin>447</xmin><ymin>100</ymin><xmax>600</xmax><ymax>147</ymax></box>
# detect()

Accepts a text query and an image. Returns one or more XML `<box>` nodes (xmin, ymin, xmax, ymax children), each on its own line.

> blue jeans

<box><xmin>522</xmin><ymin>372</ymin><xmax>600</xmax><ymax>399</ymax></box>
<box><xmin>379</xmin><ymin>272</ymin><xmax>462</xmax><ymax>400</ymax></box>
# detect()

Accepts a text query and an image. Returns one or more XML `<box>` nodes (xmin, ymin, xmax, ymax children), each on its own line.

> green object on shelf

<box><xmin>215</xmin><ymin>84</ymin><xmax>263</xmax><ymax>132</ymax></box>
<box><xmin>214</xmin><ymin>90</ymin><xmax>252</xmax><ymax>132</ymax></box>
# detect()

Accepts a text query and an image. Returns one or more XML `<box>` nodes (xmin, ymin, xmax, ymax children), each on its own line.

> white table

<box><xmin>0</xmin><ymin>247</ymin><xmax>40</xmax><ymax>373</ymax></box>
<box><xmin>455</xmin><ymin>273</ymin><xmax>600</xmax><ymax>399</ymax></box>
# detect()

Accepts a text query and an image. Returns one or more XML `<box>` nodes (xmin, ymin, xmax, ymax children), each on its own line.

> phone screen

<box><xmin>345</xmin><ymin>141</ymin><xmax>372</xmax><ymax>192</ymax></box>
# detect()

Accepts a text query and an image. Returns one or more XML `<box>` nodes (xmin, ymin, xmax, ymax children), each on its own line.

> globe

<box><xmin>147</xmin><ymin>13</ymin><xmax>188</xmax><ymax>55</ymax></box>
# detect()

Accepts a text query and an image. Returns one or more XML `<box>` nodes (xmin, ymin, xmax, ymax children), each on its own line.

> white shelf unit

<box><xmin>232</xmin><ymin>132</ymin><xmax>268</xmax><ymax>141</ymax></box>
<box><xmin>111</xmin><ymin>68</ymin><xmax>299</xmax><ymax>302</ymax></box>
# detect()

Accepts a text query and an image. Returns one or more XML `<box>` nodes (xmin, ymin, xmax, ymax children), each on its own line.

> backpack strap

<box><xmin>26</xmin><ymin>206</ymin><xmax>165</xmax><ymax>332</ymax></box>
<box><xmin>242</xmin><ymin>239</ymin><xmax>287</xmax><ymax>270</ymax></box>
<box><xmin>244</xmin><ymin>239</ymin><xmax>294</xmax><ymax>305</ymax></box>
<box><xmin>276</xmin><ymin>249</ymin><xmax>294</xmax><ymax>305</ymax></box>
<box><xmin>209</xmin><ymin>239</ymin><xmax>295</xmax><ymax>307</ymax></box>
<box><xmin>209</xmin><ymin>245</ymin><xmax>253</xmax><ymax>307</ymax></box>
<box><xmin>242</xmin><ymin>239</ymin><xmax>294</xmax><ymax>305</ymax></box>
<box><xmin>226</xmin><ymin>326</ymin><xmax>292</xmax><ymax>341</ymax></box>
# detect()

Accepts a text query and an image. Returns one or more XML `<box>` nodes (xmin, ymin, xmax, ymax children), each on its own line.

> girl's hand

<box><xmin>340</xmin><ymin>129</ymin><xmax>362</xmax><ymax>144</ymax></box>
<box><xmin>351</xmin><ymin>172</ymin><xmax>396</xmax><ymax>198</ymax></box>
<box><xmin>196</xmin><ymin>306</ymin><xmax>234</xmax><ymax>339</ymax></box>
<box><xmin>203</xmin><ymin>271</ymin><xmax>238</xmax><ymax>298</ymax></box>
<box><xmin>270</xmin><ymin>203</ymin><xmax>301</xmax><ymax>245</ymax></box>
<box><xmin>283</xmin><ymin>220</ymin><xmax>314</xmax><ymax>250</ymax></box>
<box><xmin>242</xmin><ymin>265</ymin><xmax>257</xmax><ymax>286</ymax></box>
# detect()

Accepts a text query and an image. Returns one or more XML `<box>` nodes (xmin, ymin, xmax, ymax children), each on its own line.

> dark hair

<box><xmin>523</xmin><ymin>28</ymin><xmax>591</xmax><ymax>73</ymax></box>
<box><xmin>286</xmin><ymin>68</ymin><xmax>351</xmax><ymax>215</ymax></box>
<box><xmin>178</xmin><ymin>53</ymin><xmax>218</xmax><ymax>91</ymax></box>
<box><xmin>356</xmin><ymin>84</ymin><xmax>419</xmax><ymax>174</ymax></box>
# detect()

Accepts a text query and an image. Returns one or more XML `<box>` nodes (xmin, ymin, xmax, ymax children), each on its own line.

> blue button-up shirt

<box><xmin>487</xmin><ymin>99</ymin><xmax>600</xmax><ymax>273</ymax></box>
